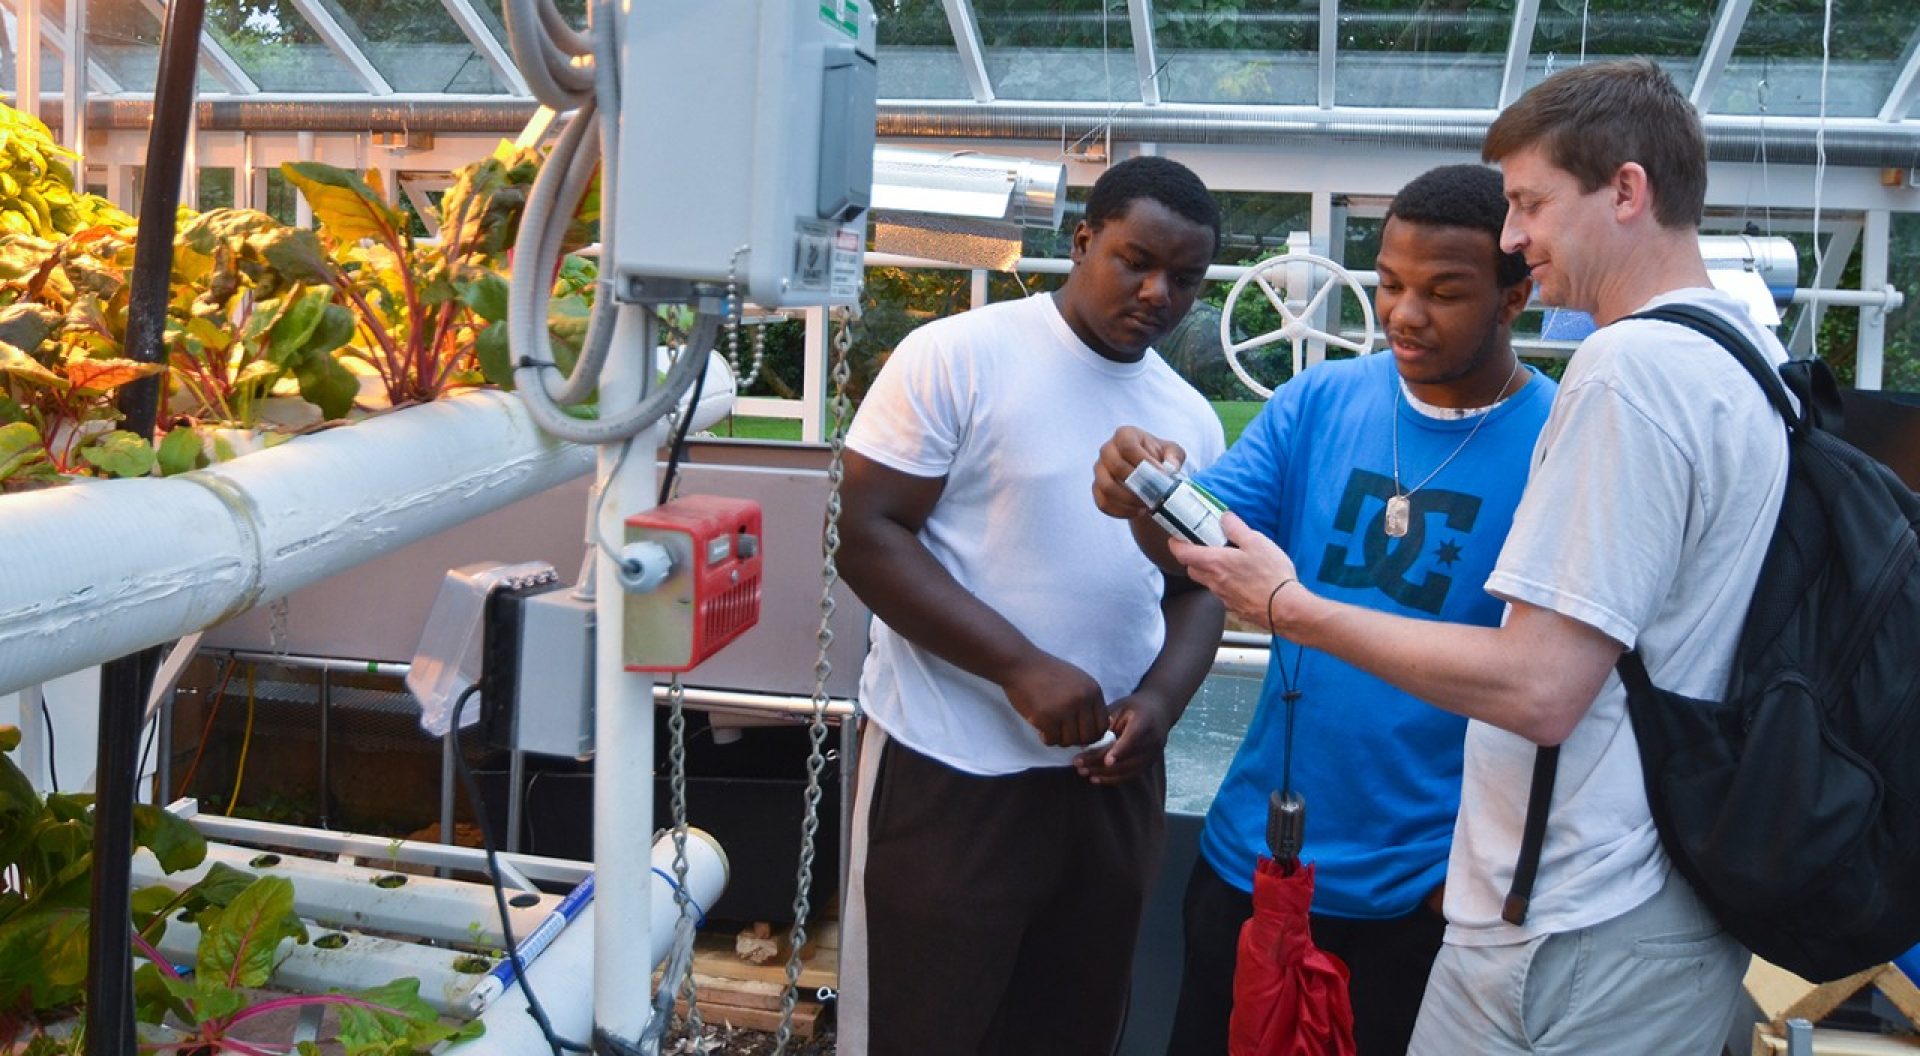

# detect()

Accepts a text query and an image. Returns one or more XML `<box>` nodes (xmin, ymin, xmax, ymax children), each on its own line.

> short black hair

<box><xmin>1386</xmin><ymin>164</ymin><xmax>1530</xmax><ymax>288</ymax></box>
<box><xmin>1084</xmin><ymin>156</ymin><xmax>1221</xmax><ymax>253</ymax></box>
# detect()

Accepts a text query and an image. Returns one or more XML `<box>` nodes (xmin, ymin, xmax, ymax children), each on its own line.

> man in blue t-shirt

<box><xmin>1094</xmin><ymin>164</ymin><xmax>1554</xmax><ymax>1056</ymax></box>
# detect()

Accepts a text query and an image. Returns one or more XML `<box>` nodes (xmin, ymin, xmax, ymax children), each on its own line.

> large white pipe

<box><xmin>456</xmin><ymin>828</ymin><xmax>728</xmax><ymax>1054</ymax></box>
<box><xmin>0</xmin><ymin>390</ymin><xmax>593</xmax><ymax>697</ymax></box>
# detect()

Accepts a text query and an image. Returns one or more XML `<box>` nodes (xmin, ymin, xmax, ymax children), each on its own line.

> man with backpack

<box><xmin>1166</xmin><ymin>59</ymin><xmax>1783</xmax><ymax>1052</ymax></box>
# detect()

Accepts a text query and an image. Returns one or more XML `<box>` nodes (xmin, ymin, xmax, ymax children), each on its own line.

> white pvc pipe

<box><xmin>0</xmin><ymin>390</ymin><xmax>593</xmax><ymax>697</ymax></box>
<box><xmin>454</xmin><ymin>826</ymin><xmax>728</xmax><ymax>1053</ymax></box>
<box><xmin>592</xmin><ymin>305</ymin><xmax>660</xmax><ymax>1048</ymax></box>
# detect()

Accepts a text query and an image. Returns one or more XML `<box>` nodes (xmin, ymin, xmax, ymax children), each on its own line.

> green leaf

<box><xmin>0</xmin><ymin>906</ymin><xmax>90</xmax><ymax>1003</ymax></box>
<box><xmin>293</xmin><ymin>352</ymin><xmax>359</xmax><ymax>421</ymax></box>
<box><xmin>0</xmin><ymin>725</ymin><xmax>19</xmax><ymax>752</ymax></box>
<box><xmin>196</xmin><ymin>875</ymin><xmax>306</xmax><ymax>991</ymax></box>
<box><xmin>474</xmin><ymin>321</ymin><xmax>512</xmax><ymax>388</ymax></box>
<box><xmin>280</xmin><ymin>162</ymin><xmax>404</xmax><ymax>247</ymax></box>
<box><xmin>0</xmin><ymin>420</ymin><xmax>52</xmax><ymax>483</ymax></box>
<box><xmin>267</xmin><ymin>286</ymin><xmax>335</xmax><ymax>365</ymax></box>
<box><xmin>459</xmin><ymin>272</ymin><xmax>510</xmax><ymax>325</ymax></box>
<box><xmin>77</xmin><ymin>430</ymin><xmax>155</xmax><ymax>478</ymax></box>
<box><xmin>155</xmin><ymin>426</ymin><xmax>206</xmax><ymax>476</ymax></box>
<box><xmin>307</xmin><ymin>304</ymin><xmax>357</xmax><ymax>357</ymax></box>
<box><xmin>178</xmin><ymin>862</ymin><xmax>261</xmax><ymax>914</ymax></box>
<box><xmin>132</xmin><ymin>802</ymin><xmax>206</xmax><ymax>873</ymax></box>
<box><xmin>0</xmin><ymin>340</ymin><xmax>65</xmax><ymax>389</ymax></box>
<box><xmin>133</xmin><ymin>960</ymin><xmax>192</xmax><ymax>1025</ymax></box>
<box><xmin>257</xmin><ymin>227</ymin><xmax>338</xmax><ymax>286</ymax></box>
<box><xmin>0</xmin><ymin>303</ymin><xmax>61</xmax><ymax>354</ymax></box>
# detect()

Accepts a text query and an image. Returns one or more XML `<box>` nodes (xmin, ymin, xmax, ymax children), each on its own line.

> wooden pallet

<box><xmin>1748</xmin><ymin>958</ymin><xmax>1920</xmax><ymax>1056</ymax></box>
<box><xmin>663</xmin><ymin>921</ymin><xmax>840</xmax><ymax>1038</ymax></box>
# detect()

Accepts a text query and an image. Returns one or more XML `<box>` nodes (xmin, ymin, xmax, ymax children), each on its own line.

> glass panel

<box><xmin>198</xmin><ymin>167</ymin><xmax>236</xmax><ymax>208</ymax></box>
<box><xmin>873</xmin><ymin>0</ymin><xmax>969</xmax><ymax>99</ymax></box>
<box><xmin>315</xmin><ymin>0</ymin><xmax>514</xmax><ymax>94</ymax></box>
<box><xmin>1155</xmin><ymin>0</ymin><xmax>1320</xmax><ymax>105</ymax></box>
<box><xmin>1522</xmin><ymin>0</ymin><xmax>1715</xmax><ymax>98</ymax></box>
<box><xmin>974</xmin><ymin>0</ymin><xmax>1139</xmax><ymax>103</ymax></box>
<box><xmin>0</xmin><ymin>5</ymin><xmax>68</xmax><ymax>96</ymax></box>
<box><xmin>73</xmin><ymin>0</ymin><xmax>164</xmax><ymax>90</ymax></box>
<box><xmin>203</xmin><ymin>0</ymin><xmax>363</xmax><ymax>91</ymax></box>
<box><xmin>1887</xmin><ymin>213</ymin><xmax>1920</xmax><ymax>394</ymax></box>
<box><xmin>1711</xmin><ymin>0</ymin><xmax>1912</xmax><ymax>118</ymax></box>
<box><xmin>263</xmin><ymin>167</ymin><xmax>298</xmax><ymax>224</ymax></box>
<box><xmin>1337</xmin><ymin>0</ymin><xmax>1512</xmax><ymax>108</ymax></box>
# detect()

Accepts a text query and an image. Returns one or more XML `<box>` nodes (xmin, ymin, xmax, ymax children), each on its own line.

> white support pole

<box><xmin>16</xmin><ymin>0</ymin><xmax>42</xmax><ymax>121</ymax></box>
<box><xmin>590</xmin><ymin>305</ymin><xmax>658</xmax><ymax>1049</ymax></box>
<box><xmin>970</xmin><ymin>268</ymin><xmax>989</xmax><ymax>310</ymax></box>
<box><xmin>1789</xmin><ymin>221</ymin><xmax>1860</xmax><ymax>356</ymax></box>
<box><xmin>296</xmin><ymin>131</ymin><xmax>316</xmax><ymax>228</ymax></box>
<box><xmin>60</xmin><ymin>0</ymin><xmax>83</xmax><ymax>164</ymax></box>
<box><xmin>802</xmin><ymin>305</ymin><xmax>827</xmax><ymax>444</ymax></box>
<box><xmin>1857</xmin><ymin>209</ymin><xmax>1889</xmax><ymax>391</ymax></box>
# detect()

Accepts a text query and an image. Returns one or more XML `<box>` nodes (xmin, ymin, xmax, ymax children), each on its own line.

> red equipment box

<box><xmin>623</xmin><ymin>495</ymin><xmax>763</xmax><ymax>673</ymax></box>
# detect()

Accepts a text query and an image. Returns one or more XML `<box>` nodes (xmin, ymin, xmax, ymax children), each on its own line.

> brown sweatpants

<box><xmin>838</xmin><ymin>723</ymin><xmax>1166</xmax><ymax>1056</ymax></box>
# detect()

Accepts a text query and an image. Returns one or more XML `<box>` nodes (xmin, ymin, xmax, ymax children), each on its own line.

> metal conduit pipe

<box><xmin>0</xmin><ymin>390</ymin><xmax>592</xmax><ymax>698</ymax></box>
<box><xmin>45</xmin><ymin>98</ymin><xmax>1920</xmax><ymax>166</ymax></box>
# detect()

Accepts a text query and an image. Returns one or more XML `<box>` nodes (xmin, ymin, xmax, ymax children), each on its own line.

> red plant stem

<box><xmin>226</xmin><ymin>993</ymin><xmax>410</xmax><ymax>1026</ymax></box>
<box><xmin>128</xmin><ymin>930</ymin><xmax>184</xmax><ymax>983</ymax></box>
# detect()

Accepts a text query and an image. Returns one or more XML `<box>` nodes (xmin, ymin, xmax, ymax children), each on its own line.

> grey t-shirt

<box><xmin>1447</xmin><ymin>287</ymin><xmax>1791</xmax><ymax>944</ymax></box>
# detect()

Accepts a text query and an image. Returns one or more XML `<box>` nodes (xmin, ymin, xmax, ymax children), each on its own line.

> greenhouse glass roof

<box><xmin>0</xmin><ymin>0</ymin><xmax>1913</xmax><ymax>127</ymax></box>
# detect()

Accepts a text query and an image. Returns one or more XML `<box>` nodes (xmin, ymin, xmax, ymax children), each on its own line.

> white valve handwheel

<box><xmin>1218</xmin><ymin>251</ymin><xmax>1377</xmax><ymax>398</ymax></box>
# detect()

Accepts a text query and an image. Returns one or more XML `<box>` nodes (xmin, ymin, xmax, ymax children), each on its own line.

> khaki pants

<box><xmin>1409</xmin><ymin>870</ymin><xmax>1748</xmax><ymax>1055</ymax></box>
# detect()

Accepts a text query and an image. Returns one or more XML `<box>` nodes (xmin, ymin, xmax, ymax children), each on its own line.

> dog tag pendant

<box><xmin>1385</xmin><ymin>494</ymin><xmax>1411</xmax><ymax>538</ymax></box>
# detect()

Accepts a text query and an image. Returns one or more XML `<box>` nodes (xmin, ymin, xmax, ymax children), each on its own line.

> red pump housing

<box><xmin>623</xmin><ymin>495</ymin><xmax>763</xmax><ymax>673</ymax></box>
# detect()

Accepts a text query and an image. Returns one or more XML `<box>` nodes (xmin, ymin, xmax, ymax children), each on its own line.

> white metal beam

<box><xmin>436</xmin><ymin>0</ymin><xmax>528</xmax><ymax>97</ymax></box>
<box><xmin>942</xmin><ymin>0</ymin><xmax>993</xmax><ymax>103</ymax></box>
<box><xmin>29</xmin><ymin>14</ymin><xmax>123</xmax><ymax>97</ymax></box>
<box><xmin>1787</xmin><ymin>219</ymin><xmax>1859</xmax><ymax>355</ymax></box>
<box><xmin>1856</xmin><ymin>208</ymin><xmax>1888</xmax><ymax>389</ymax></box>
<box><xmin>1317</xmin><ymin>0</ymin><xmax>1338</xmax><ymax>109</ymax></box>
<box><xmin>1879</xmin><ymin>26</ymin><xmax>1920</xmax><ymax>123</ymax></box>
<box><xmin>132</xmin><ymin>0</ymin><xmax>259</xmax><ymax>94</ymax></box>
<box><xmin>1690</xmin><ymin>0</ymin><xmax>1753</xmax><ymax>110</ymax></box>
<box><xmin>283</xmin><ymin>0</ymin><xmax>393</xmax><ymax>95</ymax></box>
<box><xmin>1128</xmin><ymin>0</ymin><xmax>1160</xmax><ymax>105</ymax></box>
<box><xmin>1498</xmin><ymin>0</ymin><xmax>1541</xmax><ymax>108</ymax></box>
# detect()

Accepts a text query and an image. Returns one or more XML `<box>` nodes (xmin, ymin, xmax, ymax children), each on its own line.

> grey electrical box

<box><xmin>511</xmin><ymin>586</ymin><xmax>596</xmax><ymax>759</ymax></box>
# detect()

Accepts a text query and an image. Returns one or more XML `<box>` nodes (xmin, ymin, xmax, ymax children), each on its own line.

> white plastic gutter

<box><xmin>0</xmin><ymin>389</ymin><xmax>593</xmax><ymax>697</ymax></box>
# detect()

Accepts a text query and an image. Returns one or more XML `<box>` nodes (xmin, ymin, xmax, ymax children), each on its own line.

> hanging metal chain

<box><xmin>773</xmin><ymin>308</ymin><xmax>855</xmax><ymax>1054</ymax></box>
<box><xmin>667</xmin><ymin>675</ymin><xmax>704</xmax><ymax>1045</ymax></box>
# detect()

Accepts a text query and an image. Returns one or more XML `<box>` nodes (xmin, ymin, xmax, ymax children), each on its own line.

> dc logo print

<box><xmin>1316</xmin><ymin>469</ymin><xmax>1482</xmax><ymax>615</ymax></box>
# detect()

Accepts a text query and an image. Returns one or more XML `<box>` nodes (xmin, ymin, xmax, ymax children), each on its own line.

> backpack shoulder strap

<box><xmin>1626</xmin><ymin>303</ymin><xmax>1802</xmax><ymax>432</ymax></box>
<box><xmin>1501</xmin><ymin>744</ymin><xmax>1560</xmax><ymax>925</ymax></box>
<box><xmin>1503</xmin><ymin>652</ymin><xmax>1655</xmax><ymax>925</ymax></box>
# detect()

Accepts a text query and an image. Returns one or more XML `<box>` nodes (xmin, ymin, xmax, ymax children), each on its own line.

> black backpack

<box><xmin>1503</xmin><ymin>302</ymin><xmax>1920</xmax><ymax>983</ymax></box>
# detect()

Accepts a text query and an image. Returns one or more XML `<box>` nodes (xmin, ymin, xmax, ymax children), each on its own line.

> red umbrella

<box><xmin>1226</xmin><ymin>757</ymin><xmax>1357</xmax><ymax>1054</ymax></box>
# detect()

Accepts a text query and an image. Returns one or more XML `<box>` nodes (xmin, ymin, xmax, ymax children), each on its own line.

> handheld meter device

<box><xmin>1124</xmin><ymin>461</ymin><xmax>1230</xmax><ymax>547</ymax></box>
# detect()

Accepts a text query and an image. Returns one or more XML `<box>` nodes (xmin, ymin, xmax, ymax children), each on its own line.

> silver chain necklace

<box><xmin>1386</xmin><ymin>357</ymin><xmax>1524</xmax><ymax>538</ymax></box>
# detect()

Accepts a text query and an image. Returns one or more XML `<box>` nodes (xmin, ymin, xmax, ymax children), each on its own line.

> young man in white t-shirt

<box><xmin>833</xmin><ymin>156</ymin><xmax>1228</xmax><ymax>1055</ymax></box>
<box><xmin>1167</xmin><ymin>60</ymin><xmax>1783</xmax><ymax>1053</ymax></box>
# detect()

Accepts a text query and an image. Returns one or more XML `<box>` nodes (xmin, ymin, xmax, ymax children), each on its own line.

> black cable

<box><xmin>657</xmin><ymin>343</ymin><xmax>713</xmax><ymax>506</ymax></box>
<box><xmin>40</xmin><ymin>695</ymin><xmax>59</xmax><ymax>793</ymax></box>
<box><xmin>450</xmin><ymin>684</ymin><xmax>590</xmax><ymax>1055</ymax></box>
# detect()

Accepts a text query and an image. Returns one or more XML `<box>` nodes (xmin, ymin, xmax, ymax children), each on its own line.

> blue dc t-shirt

<box><xmin>1194</xmin><ymin>352</ymin><xmax>1555</xmax><ymax>918</ymax></box>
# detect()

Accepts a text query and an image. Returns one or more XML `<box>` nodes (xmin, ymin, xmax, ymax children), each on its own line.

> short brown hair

<box><xmin>1482</xmin><ymin>58</ymin><xmax>1706</xmax><ymax>230</ymax></box>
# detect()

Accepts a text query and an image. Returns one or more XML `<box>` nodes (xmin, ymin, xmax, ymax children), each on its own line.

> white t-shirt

<box><xmin>846</xmin><ymin>293</ymin><xmax>1226</xmax><ymax>775</ymax></box>
<box><xmin>1447</xmin><ymin>288</ymin><xmax>1792</xmax><ymax>944</ymax></box>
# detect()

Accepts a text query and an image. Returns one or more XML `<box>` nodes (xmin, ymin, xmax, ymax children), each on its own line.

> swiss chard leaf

<box><xmin>76</xmin><ymin>430</ymin><xmax>154</xmax><ymax>478</ymax></box>
<box><xmin>281</xmin><ymin>163</ymin><xmax>404</xmax><ymax>248</ymax></box>
<box><xmin>155</xmin><ymin>426</ymin><xmax>205</xmax><ymax>476</ymax></box>
<box><xmin>131</xmin><ymin>802</ymin><xmax>206</xmax><ymax>874</ymax></box>
<box><xmin>196</xmin><ymin>875</ymin><xmax>307</xmax><ymax>992</ymax></box>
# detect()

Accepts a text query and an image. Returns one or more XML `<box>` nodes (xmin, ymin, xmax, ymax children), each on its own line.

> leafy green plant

<box><xmin>128</xmin><ymin>874</ymin><xmax>481</xmax><ymax>1055</ymax></box>
<box><xmin>0</xmin><ymin>730</ymin><xmax>480</xmax><ymax>1053</ymax></box>
<box><xmin>275</xmin><ymin>142</ymin><xmax>564</xmax><ymax>409</ymax></box>
<box><xmin>167</xmin><ymin>208</ymin><xmax>359</xmax><ymax>426</ymax></box>
<box><xmin>0</xmin><ymin>726</ymin><xmax>206</xmax><ymax>1043</ymax></box>
<box><xmin>0</xmin><ymin>288</ymin><xmax>167</xmax><ymax>485</ymax></box>
<box><xmin>0</xmin><ymin>106</ymin><xmax>132</xmax><ymax>239</ymax></box>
